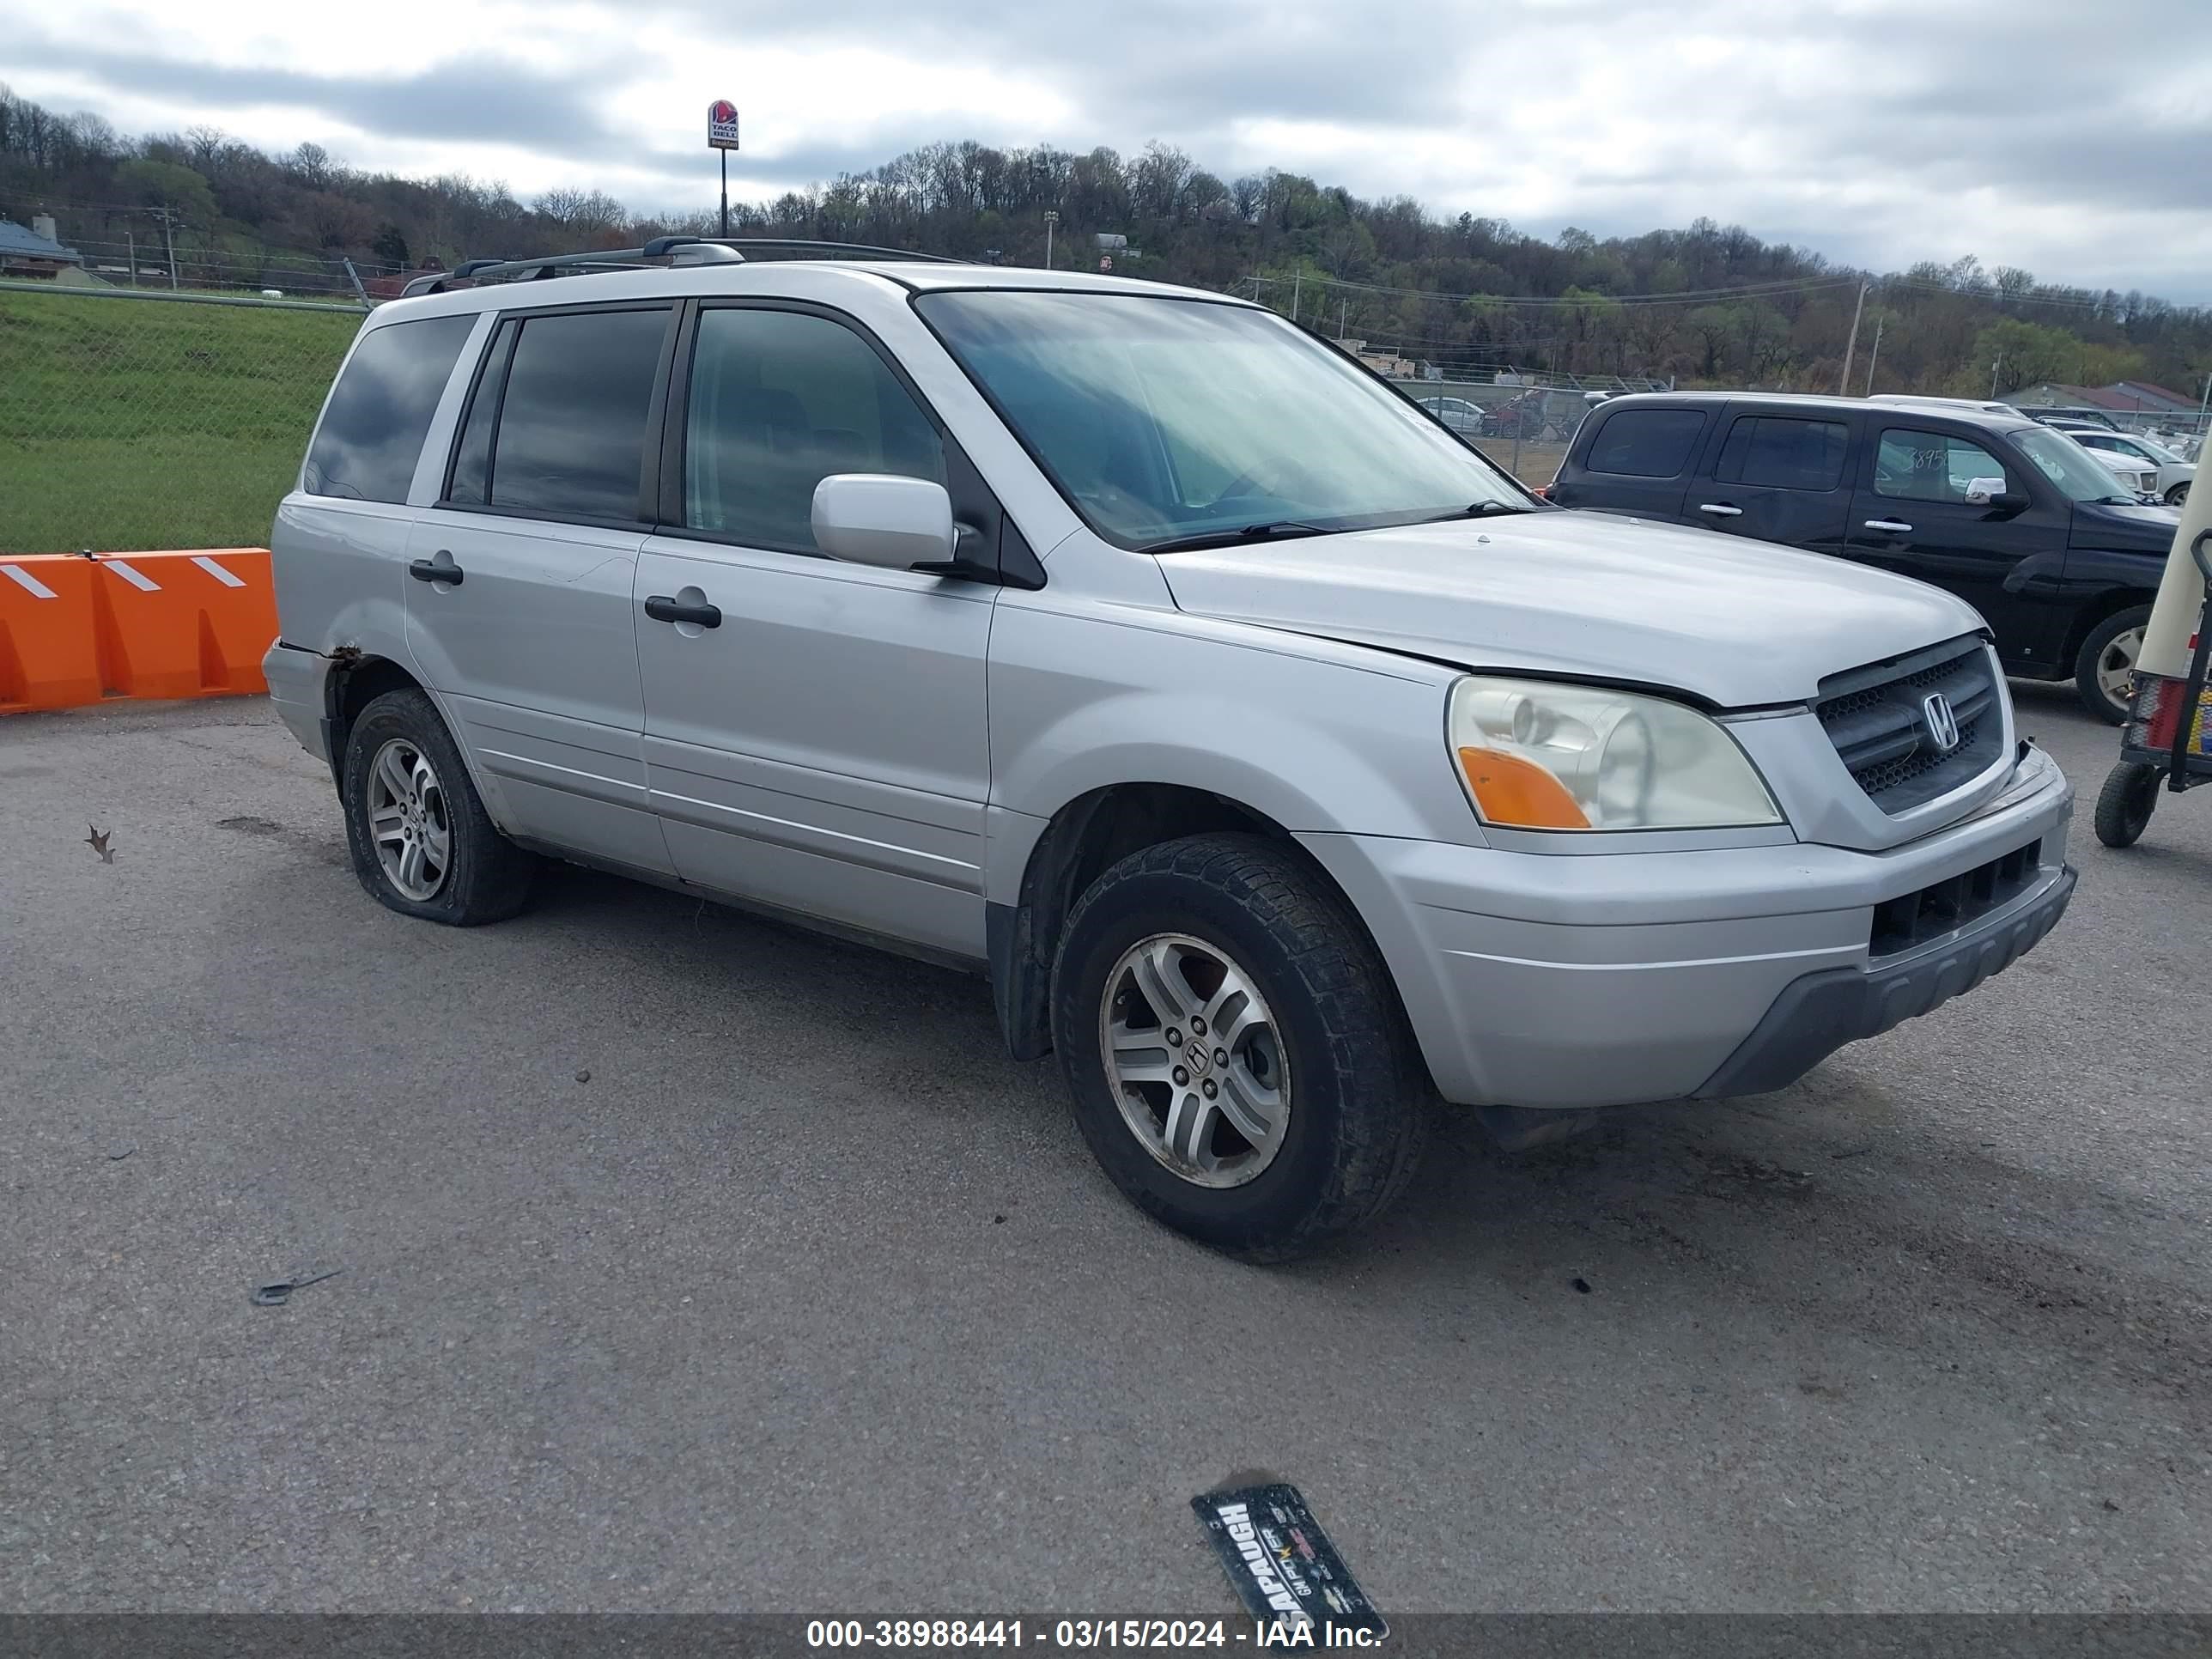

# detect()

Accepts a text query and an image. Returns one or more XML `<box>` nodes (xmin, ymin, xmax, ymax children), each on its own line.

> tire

<box><xmin>340</xmin><ymin>687</ymin><xmax>536</xmax><ymax>925</ymax></box>
<box><xmin>2093</xmin><ymin>761</ymin><xmax>2161</xmax><ymax>848</ymax></box>
<box><xmin>1049</xmin><ymin>833</ymin><xmax>1429</xmax><ymax>1261</ymax></box>
<box><xmin>2074</xmin><ymin>605</ymin><xmax>2153</xmax><ymax>725</ymax></box>
<box><xmin>2166</xmin><ymin>482</ymin><xmax>2190</xmax><ymax>507</ymax></box>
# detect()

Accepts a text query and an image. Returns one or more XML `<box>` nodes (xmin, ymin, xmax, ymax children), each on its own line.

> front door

<box><xmin>1843</xmin><ymin>422</ymin><xmax>2070</xmax><ymax>665</ymax></box>
<box><xmin>404</xmin><ymin>301</ymin><xmax>678</xmax><ymax>874</ymax></box>
<box><xmin>635</xmin><ymin>301</ymin><xmax>995</xmax><ymax>959</ymax></box>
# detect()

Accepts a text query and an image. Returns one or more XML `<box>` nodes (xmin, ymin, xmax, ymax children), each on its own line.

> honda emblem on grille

<box><xmin>1921</xmin><ymin>692</ymin><xmax>1961</xmax><ymax>753</ymax></box>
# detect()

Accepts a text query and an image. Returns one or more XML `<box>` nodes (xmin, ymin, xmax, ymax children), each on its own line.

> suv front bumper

<box><xmin>1299</xmin><ymin>745</ymin><xmax>2075</xmax><ymax>1109</ymax></box>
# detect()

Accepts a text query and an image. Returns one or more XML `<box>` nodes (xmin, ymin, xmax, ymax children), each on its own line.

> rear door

<box><xmin>1842</xmin><ymin>422</ymin><xmax>2071</xmax><ymax>664</ymax></box>
<box><xmin>1684</xmin><ymin>409</ymin><xmax>1858</xmax><ymax>553</ymax></box>
<box><xmin>1550</xmin><ymin>404</ymin><xmax>1711</xmax><ymax>520</ymax></box>
<box><xmin>404</xmin><ymin>301</ymin><xmax>678</xmax><ymax>875</ymax></box>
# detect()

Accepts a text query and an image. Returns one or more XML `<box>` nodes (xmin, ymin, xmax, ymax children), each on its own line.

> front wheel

<box><xmin>2094</xmin><ymin>762</ymin><xmax>2161</xmax><ymax>848</ymax></box>
<box><xmin>2166</xmin><ymin>481</ymin><xmax>2190</xmax><ymax>507</ymax></box>
<box><xmin>1050</xmin><ymin>834</ymin><xmax>1429</xmax><ymax>1261</ymax></box>
<box><xmin>2074</xmin><ymin>605</ymin><xmax>2153</xmax><ymax>725</ymax></box>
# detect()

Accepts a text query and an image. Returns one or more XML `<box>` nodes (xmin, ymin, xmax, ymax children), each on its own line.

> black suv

<box><xmin>1547</xmin><ymin>392</ymin><xmax>2179</xmax><ymax>720</ymax></box>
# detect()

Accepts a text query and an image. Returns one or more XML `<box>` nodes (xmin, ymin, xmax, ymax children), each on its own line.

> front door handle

<box><xmin>408</xmin><ymin>552</ymin><xmax>464</xmax><ymax>586</ymax></box>
<box><xmin>1864</xmin><ymin>519</ymin><xmax>1913</xmax><ymax>534</ymax></box>
<box><xmin>1698</xmin><ymin>502</ymin><xmax>1743</xmax><ymax>518</ymax></box>
<box><xmin>643</xmin><ymin>593</ymin><xmax>722</xmax><ymax>629</ymax></box>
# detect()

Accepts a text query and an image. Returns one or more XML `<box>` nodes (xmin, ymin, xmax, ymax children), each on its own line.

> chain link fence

<box><xmin>0</xmin><ymin>279</ymin><xmax>364</xmax><ymax>554</ymax></box>
<box><xmin>0</xmin><ymin>275</ymin><xmax>1610</xmax><ymax>558</ymax></box>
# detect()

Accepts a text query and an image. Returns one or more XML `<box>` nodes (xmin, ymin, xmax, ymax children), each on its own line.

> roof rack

<box><xmin>398</xmin><ymin>237</ymin><xmax>957</xmax><ymax>298</ymax></box>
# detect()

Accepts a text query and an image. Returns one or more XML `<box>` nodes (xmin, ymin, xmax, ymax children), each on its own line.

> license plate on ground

<box><xmin>1191</xmin><ymin>1483</ymin><xmax>1387</xmax><ymax>1637</ymax></box>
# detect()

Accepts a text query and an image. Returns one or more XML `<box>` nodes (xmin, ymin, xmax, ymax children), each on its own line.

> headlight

<box><xmin>1447</xmin><ymin>676</ymin><xmax>1782</xmax><ymax>831</ymax></box>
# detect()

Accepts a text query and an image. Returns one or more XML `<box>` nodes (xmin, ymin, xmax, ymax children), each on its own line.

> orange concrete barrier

<box><xmin>0</xmin><ymin>555</ymin><xmax>105</xmax><ymax>714</ymax></box>
<box><xmin>0</xmin><ymin>549</ymin><xmax>276</xmax><ymax>714</ymax></box>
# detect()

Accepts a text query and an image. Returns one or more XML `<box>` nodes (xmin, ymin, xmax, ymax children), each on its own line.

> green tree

<box><xmin>115</xmin><ymin>157</ymin><xmax>215</xmax><ymax>222</ymax></box>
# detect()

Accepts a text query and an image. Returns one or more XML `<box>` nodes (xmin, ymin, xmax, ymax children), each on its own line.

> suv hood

<box><xmin>2069</xmin><ymin>499</ymin><xmax>2181</xmax><ymax>554</ymax></box>
<box><xmin>1157</xmin><ymin>514</ymin><xmax>1984</xmax><ymax>708</ymax></box>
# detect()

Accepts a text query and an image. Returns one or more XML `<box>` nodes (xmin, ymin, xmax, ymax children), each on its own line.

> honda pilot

<box><xmin>264</xmin><ymin>245</ymin><xmax>2075</xmax><ymax>1259</ymax></box>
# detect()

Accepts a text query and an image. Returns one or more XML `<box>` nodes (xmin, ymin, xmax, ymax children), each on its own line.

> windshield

<box><xmin>915</xmin><ymin>291</ymin><xmax>1527</xmax><ymax>547</ymax></box>
<box><xmin>2008</xmin><ymin>427</ymin><xmax>2139</xmax><ymax>502</ymax></box>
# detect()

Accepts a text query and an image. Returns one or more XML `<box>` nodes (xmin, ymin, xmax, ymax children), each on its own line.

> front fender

<box><xmin>987</xmin><ymin>599</ymin><xmax>1480</xmax><ymax>854</ymax></box>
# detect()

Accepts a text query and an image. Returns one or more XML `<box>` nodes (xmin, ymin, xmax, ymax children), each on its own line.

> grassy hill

<box><xmin>0</xmin><ymin>284</ymin><xmax>361</xmax><ymax>553</ymax></box>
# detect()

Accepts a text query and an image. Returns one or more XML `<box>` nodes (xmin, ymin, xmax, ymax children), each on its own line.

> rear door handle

<box><xmin>1864</xmin><ymin>519</ymin><xmax>1912</xmax><ymax>534</ymax></box>
<box><xmin>643</xmin><ymin>594</ymin><xmax>722</xmax><ymax>629</ymax></box>
<box><xmin>1697</xmin><ymin>502</ymin><xmax>1743</xmax><ymax>518</ymax></box>
<box><xmin>408</xmin><ymin>553</ymin><xmax>464</xmax><ymax>586</ymax></box>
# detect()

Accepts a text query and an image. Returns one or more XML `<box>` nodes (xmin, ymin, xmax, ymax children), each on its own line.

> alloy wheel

<box><xmin>367</xmin><ymin>737</ymin><xmax>453</xmax><ymax>902</ymax></box>
<box><xmin>1098</xmin><ymin>933</ymin><xmax>1290</xmax><ymax>1188</ymax></box>
<box><xmin>2096</xmin><ymin>625</ymin><xmax>2145</xmax><ymax>718</ymax></box>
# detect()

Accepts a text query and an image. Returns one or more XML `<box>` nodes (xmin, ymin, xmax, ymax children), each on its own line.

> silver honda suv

<box><xmin>264</xmin><ymin>240</ymin><xmax>2075</xmax><ymax>1259</ymax></box>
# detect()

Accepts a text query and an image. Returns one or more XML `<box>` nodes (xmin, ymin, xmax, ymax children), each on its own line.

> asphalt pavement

<box><xmin>1</xmin><ymin>682</ymin><xmax>2206</xmax><ymax>1613</ymax></box>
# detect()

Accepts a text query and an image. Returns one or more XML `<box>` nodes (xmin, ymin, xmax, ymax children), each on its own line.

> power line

<box><xmin>1246</xmin><ymin>270</ymin><xmax>1868</xmax><ymax>307</ymax></box>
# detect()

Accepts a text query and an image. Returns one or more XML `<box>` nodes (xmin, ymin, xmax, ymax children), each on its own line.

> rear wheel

<box><xmin>1050</xmin><ymin>834</ymin><xmax>1428</xmax><ymax>1261</ymax></box>
<box><xmin>341</xmin><ymin>688</ymin><xmax>537</xmax><ymax>924</ymax></box>
<box><xmin>2074</xmin><ymin>605</ymin><xmax>2152</xmax><ymax>725</ymax></box>
<box><xmin>2093</xmin><ymin>762</ymin><xmax>2161</xmax><ymax>848</ymax></box>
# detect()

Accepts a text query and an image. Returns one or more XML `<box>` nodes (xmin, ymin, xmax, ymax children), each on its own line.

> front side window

<box><xmin>1583</xmin><ymin>409</ymin><xmax>1709</xmax><ymax>478</ymax></box>
<box><xmin>915</xmin><ymin>291</ymin><xmax>1524</xmax><ymax>548</ymax></box>
<box><xmin>1874</xmin><ymin>428</ymin><xmax>2011</xmax><ymax>504</ymax></box>
<box><xmin>451</xmin><ymin>307</ymin><xmax>668</xmax><ymax>521</ymax></box>
<box><xmin>304</xmin><ymin>314</ymin><xmax>475</xmax><ymax>504</ymax></box>
<box><xmin>1712</xmin><ymin>416</ymin><xmax>1850</xmax><ymax>491</ymax></box>
<box><xmin>683</xmin><ymin>307</ymin><xmax>944</xmax><ymax>550</ymax></box>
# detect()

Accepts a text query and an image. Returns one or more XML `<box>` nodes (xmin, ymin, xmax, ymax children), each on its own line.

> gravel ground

<box><xmin>0</xmin><ymin>682</ymin><xmax>2205</xmax><ymax>1614</ymax></box>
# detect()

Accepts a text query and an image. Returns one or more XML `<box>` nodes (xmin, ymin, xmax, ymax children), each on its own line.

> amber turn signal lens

<box><xmin>1456</xmin><ymin>746</ymin><xmax>1591</xmax><ymax>830</ymax></box>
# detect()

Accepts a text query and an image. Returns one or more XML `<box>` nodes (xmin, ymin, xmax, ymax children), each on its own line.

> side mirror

<box><xmin>1990</xmin><ymin>489</ymin><xmax>2031</xmax><ymax>514</ymax></box>
<box><xmin>811</xmin><ymin>474</ymin><xmax>957</xmax><ymax>571</ymax></box>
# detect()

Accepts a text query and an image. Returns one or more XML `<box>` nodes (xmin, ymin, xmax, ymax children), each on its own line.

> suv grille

<box><xmin>1815</xmin><ymin>638</ymin><xmax>2000</xmax><ymax>814</ymax></box>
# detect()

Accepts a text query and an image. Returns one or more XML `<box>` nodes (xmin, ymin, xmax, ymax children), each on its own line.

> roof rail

<box><xmin>396</xmin><ymin>236</ymin><xmax>957</xmax><ymax>298</ymax></box>
<box><xmin>641</xmin><ymin>235</ymin><xmax>957</xmax><ymax>264</ymax></box>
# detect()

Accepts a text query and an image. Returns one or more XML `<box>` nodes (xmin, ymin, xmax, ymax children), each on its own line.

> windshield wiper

<box><xmin>1415</xmin><ymin>500</ymin><xmax>1537</xmax><ymax>524</ymax></box>
<box><xmin>1139</xmin><ymin>520</ymin><xmax>1335</xmax><ymax>555</ymax></box>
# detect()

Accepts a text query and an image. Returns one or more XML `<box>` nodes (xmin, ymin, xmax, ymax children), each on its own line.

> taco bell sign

<box><xmin>708</xmin><ymin>100</ymin><xmax>740</xmax><ymax>150</ymax></box>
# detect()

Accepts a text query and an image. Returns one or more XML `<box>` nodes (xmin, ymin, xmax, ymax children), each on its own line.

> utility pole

<box><xmin>1863</xmin><ymin>312</ymin><xmax>1885</xmax><ymax>396</ymax></box>
<box><xmin>1339</xmin><ymin>297</ymin><xmax>1346</xmax><ymax>339</ymax></box>
<box><xmin>155</xmin><ymin>206</ymin><xmax>179</xmax><ymax>289</ymax></box>
<box><xmin>1837</xmin><ymin>281</ymin><xmax>1868</xmax><ymax>395</ymax></box>
<box><xmin>1043</xmin><ymin>210</ymin><xmax>1057</xmax><ymax>270</ymax></box>
<box><xmin>126</xmin><ymin>229</ymin><xmax>137</xmax><ymax>287</ymax></box>
<box><xmin>1291</xmin><ymin>269</ymin><xmax>1301</xmax><ymax>323</ymax></box>
<box><xmin>2197</xmin><ymin>370</ymin><xmax>2210</xmax><ymax>439</ymax></box>
<box><xmin>1990</xmin><ymin>350</ymin><xmax>2003</xmax><ymax>399</ymax></box>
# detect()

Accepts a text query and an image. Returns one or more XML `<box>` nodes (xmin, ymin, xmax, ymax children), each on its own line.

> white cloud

<box><xmin>7</xmin><ymin>0</ymin><xmax>2209</xmax><ymax>298</ymax></box>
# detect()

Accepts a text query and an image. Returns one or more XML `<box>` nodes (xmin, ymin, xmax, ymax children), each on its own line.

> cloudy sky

<box><xmin>9</xmin><ymin>0</ymin><xmax>2212</xmax><ymax>298</ymax></box>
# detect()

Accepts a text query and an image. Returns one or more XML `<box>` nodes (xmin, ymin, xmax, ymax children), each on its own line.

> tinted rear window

<box><xmin>476</xmin><ymin>307</ymin><xmax>669</xmax><ymax>522</ymax></box>
<box><xmin>304</xmin><ymin>315</ymin><xmax>475</xmax><ymax>504</ymax></box>
<box><xmin>1713</xmin><ymin>416</ymin><xmax>1850</xmax><ymax>491</ymax></box>
<box><xmin>1584</xmin><ymin>409</ymin><xmax>1707</xmax><ymax>477</ymax></box>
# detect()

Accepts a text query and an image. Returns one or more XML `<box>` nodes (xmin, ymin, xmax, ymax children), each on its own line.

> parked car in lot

<box><xmin>1547</xmin><ymin>391</ymin><xmax>2180</xmax><ymax>721</ymax></box>
<box><xmin>2063</xmin><ymin>428</ymin><xmax>2194</xmax><ymax>504</ymax></box>
<box><xmin>2021</xmin><ymin>405</ymin><xmax>2121</xmax><ymax>431</ymax></box>
<box><xmin>1415</xmin><ymin>394</ymin><xmax>1483</xmax><ymax>436</ymax></box>
<box><xmin>264</xmin><ymin>247</ymin><xmax>2075</xmax><ymax>1258</ymax></box>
